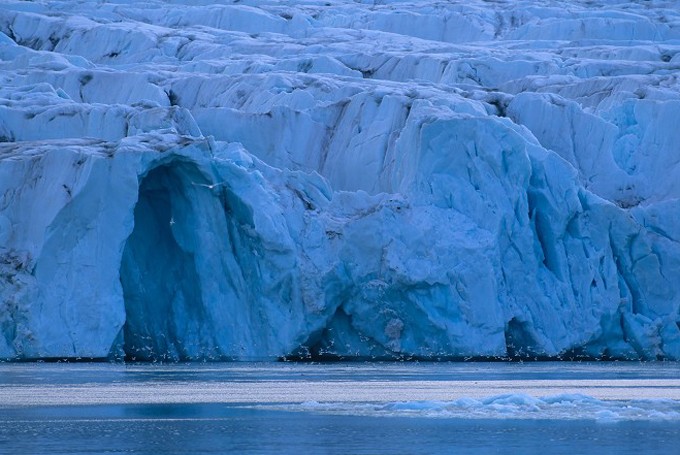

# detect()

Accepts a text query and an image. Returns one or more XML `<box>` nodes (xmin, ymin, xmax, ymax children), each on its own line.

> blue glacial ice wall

<box><xmin>1</xmin><ymin>0</ymin><xmax>680</xmax><ymax>360</ymax></box>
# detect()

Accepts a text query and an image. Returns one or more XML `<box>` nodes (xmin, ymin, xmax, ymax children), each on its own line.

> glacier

<box><xmin>1</xmin><ymin>0</ymin><xmax>680</xmax><ymax>361</ymax></box>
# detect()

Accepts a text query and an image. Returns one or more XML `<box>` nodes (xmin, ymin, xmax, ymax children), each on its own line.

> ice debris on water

<box><xmin>271</xmin><ymin>394</ymin><xmax>680</xmax><ymax>422</ymax></box>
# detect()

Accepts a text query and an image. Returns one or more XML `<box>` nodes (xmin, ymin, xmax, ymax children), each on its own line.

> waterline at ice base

<box><xmin>2</xmin><ymin>0</ymin><xmax>680</xmax><ymax>362</ymax></box>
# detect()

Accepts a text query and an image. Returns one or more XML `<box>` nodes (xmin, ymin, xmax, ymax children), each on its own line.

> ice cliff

<box><xmin>1</xmin><ymin>0</ymin><xmax>680</xmax><ymax>361</ymax></box>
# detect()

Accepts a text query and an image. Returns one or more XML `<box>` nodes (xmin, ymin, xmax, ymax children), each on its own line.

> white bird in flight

<box><xmin>192</xmin><ymin>181</ymin><xmax>228</xmax><ymax>190</ymax></box>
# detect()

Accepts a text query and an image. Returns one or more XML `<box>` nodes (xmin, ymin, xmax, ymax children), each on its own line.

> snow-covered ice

<box><xmin>1</xmin><ymin>0</ymin><xmax>680</xmax><ymax>360</ymax></box>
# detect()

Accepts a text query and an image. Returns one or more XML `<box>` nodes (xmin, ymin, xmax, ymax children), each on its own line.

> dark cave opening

<box><xmin>281</xmin><ymin>307</ymin><xmax>402</xmax><ymax>362</ymax></box>
<box><xmin>118</xmin><ymin>164</ymin><xmax>211</xmax><ymax>361</ymax></box>
<box><xmin>504</xmin><ymin>317</ymin><xmax>541</xmax><ymax>359</ymax></box>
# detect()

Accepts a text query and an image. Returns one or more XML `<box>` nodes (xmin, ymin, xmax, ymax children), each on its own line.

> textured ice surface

<box><xmin>273</xmin><ymin>395</ymin><xmax>680</xmax><ymax>422</ymax></box>
<box><xmin>1</xmin><ymin>0</ymin><xmax>680</xmax><ymax>360</ymax></box>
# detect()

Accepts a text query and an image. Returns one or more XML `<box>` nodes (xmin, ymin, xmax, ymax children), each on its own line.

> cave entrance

<box><xmin>504</xmin><ymin>317</ymin><xmax>541</xmax><ymax>359</ymax></box>
<box><xmin>119</xmin><ymin>163</ymin><xmax>216</xmax><ymax>361</ymax></box>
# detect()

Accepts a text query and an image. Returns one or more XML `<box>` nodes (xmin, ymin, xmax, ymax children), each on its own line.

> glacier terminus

<box><xmin>1</xmin><ymin>0</ymin><xmax>680</xmax><ymax>361</ymax></box>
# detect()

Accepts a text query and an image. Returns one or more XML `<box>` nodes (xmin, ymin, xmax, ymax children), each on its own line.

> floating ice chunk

<box><xmin>272</xmin><ymin>394</ymin><xmax>680</xmax><ymax>421</ymax></box>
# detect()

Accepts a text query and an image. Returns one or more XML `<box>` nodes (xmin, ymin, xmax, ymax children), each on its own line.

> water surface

<box><xmin>1</xmin><ymin>362</ymin><xmax>679</xmax><ymax>454</ymax></box>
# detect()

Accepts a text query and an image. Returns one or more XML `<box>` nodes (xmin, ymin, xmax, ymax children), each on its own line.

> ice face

<box><xmin>1</xmin><ymin>0</ymin><xmax>680</xmax><ymax>361</ymax></box>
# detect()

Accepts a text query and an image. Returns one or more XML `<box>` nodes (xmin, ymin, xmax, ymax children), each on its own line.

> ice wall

<box><xmin>1</xmin><ymin>0</ymin><xmax>680</xmax><ymax>361</ymax></box>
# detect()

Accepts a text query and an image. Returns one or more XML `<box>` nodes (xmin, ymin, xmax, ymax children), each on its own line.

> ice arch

<box><xmin>120</xmin><ymin>162</ymin><xmax>231</xmax><ymax>361</ymax></box>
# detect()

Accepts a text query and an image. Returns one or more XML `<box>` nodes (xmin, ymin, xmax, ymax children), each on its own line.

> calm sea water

<box><xmin>1</xmin><ymin>362</ymin><xmax>679</xmax><ymax>454</ymax></box>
